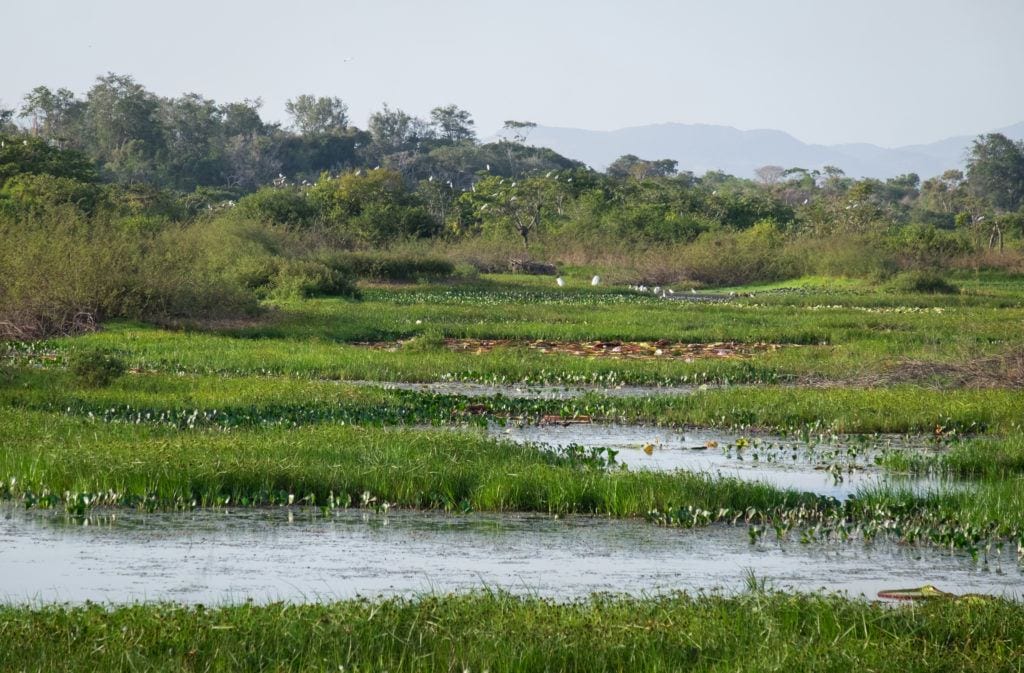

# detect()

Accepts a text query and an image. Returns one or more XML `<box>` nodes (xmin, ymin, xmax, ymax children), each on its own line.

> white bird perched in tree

<box><xmin>591</xmin><ymin>275</ymin><xmax>601</xmax><ymax>286</ymax></box>
<box><xmin>428</xmin><ymin>175</ymin><xmax>434</xmax><ymax>182</ymax></box>
<box><xmin>556</xmin><ymin>276</ymin><xmax>565</xmax><ymax>287</ymax></box>
<box><xmin>485</xmin><ymin>164</ymin><xmax>491</xmax><ymax>171</ymax></box>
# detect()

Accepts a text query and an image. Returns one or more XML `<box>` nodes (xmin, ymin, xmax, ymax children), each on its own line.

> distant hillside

<box><xmin>492</xmin><ymin>121</ymin><xmax>1024</xmax><ymax>180</ymax></box>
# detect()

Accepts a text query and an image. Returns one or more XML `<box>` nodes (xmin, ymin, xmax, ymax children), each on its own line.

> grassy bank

<box><xmin>2</xmin><ymin>592</ymin><xmax>1022</xmax><ymax>672</ymax></box>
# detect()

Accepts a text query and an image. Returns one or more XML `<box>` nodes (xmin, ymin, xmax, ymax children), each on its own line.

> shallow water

<box><xmin>490</xmin><ymin>423</ymin><xmax>954</xmax><ymax>500</ymax></box>
<box><xmin>1</xmin><ymin>508</ymin><xmax>1018</xmax><ymax>605</ymax></box>
<box><xmin>353</xmin><ymin>380</ymin><xmax>706</xmax><ymax>400</ymax></box>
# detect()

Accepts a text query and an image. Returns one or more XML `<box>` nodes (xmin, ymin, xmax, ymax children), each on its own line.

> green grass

<box><xmin>2</xmin><ymin>592</ymin><xmax>1023</xmax><ymax>672</ymax></box>
<box><xmin>3</xmin><ymin>366</ymin><xmax>1022</xmax><ymax>434</ymax></box>
<box><xmin>5</xmin><ymin>406</ymin><xmax>1024</xmax><ymax>553</ymax></box>
<box><xmin>880</xmin><ymin>435</ymin><xmax>1024</xmax><ymax>478</ymax></box>
<box><xmin>0</xmin><ymin>408</ymin><xmax>814</xmax><ymax>516</ymax></box>
<box><xmin>6</xmin><ymin>276</ymin><xmax>1022</xmax><ymax>387</ymax></box>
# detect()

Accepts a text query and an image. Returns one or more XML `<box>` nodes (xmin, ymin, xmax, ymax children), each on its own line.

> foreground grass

<box><xmin>2</xmin><ymin>592</ymin><xmax>1023</xmax><ymax>672</ymax></box>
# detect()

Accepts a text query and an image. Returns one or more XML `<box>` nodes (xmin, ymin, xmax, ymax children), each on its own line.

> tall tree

<box><xmin>221</xmin><ymin>98</ymin><xmax>267</xmax><ymax>138</ymax></box>
<box><xmin>159</xmin><ymin>93</ymin><xmax>226</xmax><ymax>188</ymax></box>
<box><xmin>0</xmin><ymin>107</ymin><xmax>15</xmax><ymax>134</ymax></box>
<box><xmin>285</xmin><ymin>95</ymin><xmax>349</xmax><ymax>135</ymax></box>
<box><xmin>608</xmin><ymin>155</ymin><xmax>678</xmax><ymax>180</ymax></box>
<box><xmin>429</xmin><ymin>104</ymin><xmax>475</xmax><ymax>143</ymax></box>
<box><xmin>754</xmin><ymin>165</ymin><xmax>785</xmax><ymax>186</ymax></box>
<box><xmin>83</xmin><ymin>74</ymin><xmax>163</xmax><ymax>182</ymax></box>
<box><xmin>967</xmin><ymin>133</ymin><xmax>1024</xmax><ymax>213</ymax></box>
<box><xmin>368</xmin><ymin>104</ymin><xmax>431</xmax><ymax>154</ymax></box>
<box><xmin>19</xmin><ymin>86</ymin><xmax>84</xmax><ymax>147</ymax></box>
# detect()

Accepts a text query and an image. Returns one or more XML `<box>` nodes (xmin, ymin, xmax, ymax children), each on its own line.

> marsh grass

<box><xmin>0</xmin><ymin>409</ymin><xmax>813</xmax><ymax>516</ymax></box>
<box><xmin>3</xmin><ymin>367</ymin><xmax>1022</xmax><ymax>434</ymax></box>
<box><xmin>2</xmin><ymin>592</ymin><xmax>1023</xmax><ymax>672</ymax></box>
<box><xmin>880</xmin><ymin>435</ymin><xmax>1024</xmax><ymax>478</ymax></box>
<box><xmin>8</xmin><ymin>277</ymin><xmax>1020</xmax><ymax>387</ymax></box>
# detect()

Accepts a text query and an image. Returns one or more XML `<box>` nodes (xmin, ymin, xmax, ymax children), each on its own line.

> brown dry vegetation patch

<box><xmin>360</xmin><ymin>338</ymin><xmax>788</xmax><ymax>361</ymax></box>
<box><xmin>841</xmin><ymin>348</ymin><xmax>1024</xmax><ymax>390</ymax></box>
<box><xmin>0</xmin><ymin>311</ymin><xmax>98</xmax><ymax>341</ymax></box>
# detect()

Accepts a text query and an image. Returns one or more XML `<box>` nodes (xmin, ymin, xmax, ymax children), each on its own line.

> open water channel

<box><xmin>2</xmin><ymin>381</ymin><xmax>1015</xmax><ymax>605</ymax></box>
<box><xmin>2</xmin><ymin>507</ymin><xmax>1020</xmax><ymax>604</ymax></box>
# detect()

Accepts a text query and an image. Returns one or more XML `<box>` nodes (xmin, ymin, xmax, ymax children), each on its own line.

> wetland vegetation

<box><xmin>2</xmin><ymin>74</ymin><xmax>1024</xmax><ymax>671</ymax></box>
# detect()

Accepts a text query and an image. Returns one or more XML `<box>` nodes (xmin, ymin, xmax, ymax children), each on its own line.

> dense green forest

<box><xmin>2</xmin><ymin>74</ymin><xmax>1023</xmax><ymax>337</ymax></box>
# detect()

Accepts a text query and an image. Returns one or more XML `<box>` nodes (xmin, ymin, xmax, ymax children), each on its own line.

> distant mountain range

<box><xmin>492</xmin><ymin>121</ymin><xmax>1024</xmax><ymax>180</ymax></box>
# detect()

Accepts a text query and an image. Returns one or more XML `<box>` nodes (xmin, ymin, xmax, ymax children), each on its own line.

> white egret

<box><xmin>591</xmin><ymin>275</ymin><xmax>601</xmax><ymax>286</ymax></box>
<box><xmin>556</xmin><ymin>277</ymin><xmax>565</xmax><ymax>287</ymax></box>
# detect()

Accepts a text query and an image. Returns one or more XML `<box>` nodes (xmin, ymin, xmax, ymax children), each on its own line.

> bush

<box><xmin>401</xmin><ymin>327</ymin><xmax>446</xmax><ymax>352</ymax></box>
<box><xmin>68</xmin><ymin>349</ymin><xmax>127</xmax><ymax>387</ymax></box>
<box><xmin>786</xmin><ymin>233</ymin><xmax>899</xmax><ymax>280</ymax></box>
<box><xmin>677</xmin><ymin>220</ymin><xmax>799</xmax><ymax>286</ymax></box>
<box><xmin>324</xmin><ymin>252</ymin><xmax>455</xmax><ymax>282</ymax></box>
<box><xmin>266</xmin><ymin>259</ymin><xmax>360</xmax><ymax>300</ymax></box>
<box><xmin>235</xmin><ymin>187</ymin><xmax>317</xmax><ymax>227</ymax></box>
<box><xmin>0</xmin><ymin>208</ymin><xmax>259</xmax><ymax>337</ymax></box>
<box><xmin>888</xmin><ymin>271</ymin><xmax>960</xmax><ymax>294</ymax></box>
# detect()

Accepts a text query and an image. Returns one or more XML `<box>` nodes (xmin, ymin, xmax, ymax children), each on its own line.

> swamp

<box><xmin>3</xmin><ymin>27</ymin><xmax>1024</xmax><ymax>666</ymax></box>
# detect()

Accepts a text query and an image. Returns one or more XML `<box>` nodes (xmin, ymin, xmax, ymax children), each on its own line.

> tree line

<box><xmin>2</xmin><ymin>73</ymin><xmax>1023</xmax><ymax>337</ymax></box>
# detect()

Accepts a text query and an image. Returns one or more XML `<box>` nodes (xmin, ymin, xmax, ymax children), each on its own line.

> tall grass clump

<box><xmin>67</xmin><ymin>348</ymin><xmax>126</xmax><ymax>387</ymax></box>
<box><xmin>888</xmin><ymin>270</ymin><xmax>960</xmax><ymax>295</ymax></box>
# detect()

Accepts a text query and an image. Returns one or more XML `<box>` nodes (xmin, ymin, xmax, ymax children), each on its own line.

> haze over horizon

<box><xmin>3</xmin><ymin>0</ymin><xmax>1023</xmax><ymax>149</ymax></box>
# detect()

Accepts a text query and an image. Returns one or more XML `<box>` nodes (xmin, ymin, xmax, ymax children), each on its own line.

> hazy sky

<box><xmin>3</xmin><ymin>0</ymin><xmax>1022</xmax><ymax>147</ymax></box>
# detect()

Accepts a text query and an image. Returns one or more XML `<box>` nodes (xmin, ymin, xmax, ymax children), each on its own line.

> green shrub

<box><xmin>401</xmin><ymin>327</ymin><xmax>447</xmax><ymax>352</ymax></box>
<box><xmin>267</xmin><ymin>259</ymin><xmax>360</xmax><ymax>300</ymax></box>
<box><xmin>324</xmin><ymin>252</ymin><xmax>455</xmax><ymax>282</ymax></box>
<box><xmin>68</xmin><ymin>349</ymin><xmax>126</xmax><ymax>387</ymax></box>
<box><xmin>0</xmin><ymin>208</ymin><xmax>259</xmax><ymax>336</ymax></box>
<box><xmin>678</xmin><ymin>220</ymin><xmax>798</xmax><ymax>286</ymax></box>
<box><xmin>235</xmin><ymin>187</ymin><xmax>317</xmax><ymax>227</ymax></box>
<box><xmin>888</xmin><ymin>270</ymin><xmax>960</xmax><ymax>294</ymax></box>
